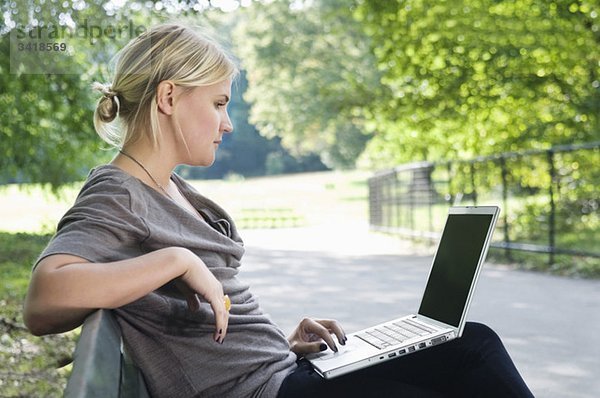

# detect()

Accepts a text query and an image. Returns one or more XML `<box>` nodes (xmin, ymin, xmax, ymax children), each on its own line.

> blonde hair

<box><xmin>92</xmin><ymin>23</ymin><xmax>239</xmax><ymax>148</ymax></box>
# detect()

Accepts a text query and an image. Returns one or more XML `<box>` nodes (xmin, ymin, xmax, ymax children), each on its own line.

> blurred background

<box><xmin>1</xmin><ymin>0</ymin><xmax>598</xmax><ymax>396</ymax></box>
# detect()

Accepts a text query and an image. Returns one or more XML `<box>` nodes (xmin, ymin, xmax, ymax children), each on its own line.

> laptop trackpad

<box><xmin>307</xmin><ymin>336</ymin><xmax>375</xmax><ymax>363</ymax></box>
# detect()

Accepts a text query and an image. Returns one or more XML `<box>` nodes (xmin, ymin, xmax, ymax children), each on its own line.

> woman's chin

<box><xmin>185</xmin><ymin>157</ymin><xmax>216</xmax><ymax>168</ymax></box>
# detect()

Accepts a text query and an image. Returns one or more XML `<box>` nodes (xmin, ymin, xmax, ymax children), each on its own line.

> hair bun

<box><xmin>92</xmin><ymin>81</ymin><xmax>120</xmax><ymax>122</ymax></box>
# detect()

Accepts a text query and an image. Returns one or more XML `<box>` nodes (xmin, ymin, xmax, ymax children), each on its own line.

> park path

<box><xmin>237</xmin><ymin>221</ymin><xmax>600</xmax><ymax>398</ymax></box>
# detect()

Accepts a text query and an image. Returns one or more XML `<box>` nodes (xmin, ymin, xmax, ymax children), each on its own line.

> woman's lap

<box><xmin>276</xmin><ymin>322</ymin><xmax>534</xmax><ymax>398</ymax></box>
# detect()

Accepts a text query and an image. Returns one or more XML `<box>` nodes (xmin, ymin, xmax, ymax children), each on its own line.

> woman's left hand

<box><xmin>287</xmin><ymin>317</ymin><xmax>347</xmax><ymax>355</ymax></box>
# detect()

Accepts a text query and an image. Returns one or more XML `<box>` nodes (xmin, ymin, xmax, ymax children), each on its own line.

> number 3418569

<box><xmin>17</xmin><ymin>42</ymin><xmax>67</xmax><ymax>52</ymax></box>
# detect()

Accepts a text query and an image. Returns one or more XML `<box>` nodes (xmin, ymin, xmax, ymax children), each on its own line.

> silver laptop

<box><xmin>307</xmin><ymin>206</ymin><xmax>500</xmax><ymax>379</ymax></box>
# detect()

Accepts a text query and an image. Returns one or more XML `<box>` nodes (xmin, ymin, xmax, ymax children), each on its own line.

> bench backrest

<box><xmin>64</xmin><ymin>309</ymin><xmax>150</xmax><ymax>398</ymax></box>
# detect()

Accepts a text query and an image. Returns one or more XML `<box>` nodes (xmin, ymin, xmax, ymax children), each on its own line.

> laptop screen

<box><xmin>417</xmin><ymin>213</ymin><xmax>494</xmax><ymax>327</ymax></box>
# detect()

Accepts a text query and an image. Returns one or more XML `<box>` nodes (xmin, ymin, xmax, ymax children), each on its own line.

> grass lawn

<box><xmin>0</xmin><ymin>170</ymin><xmax>371</xmax><ymax>234</ymax></box>
<box><xmin>0</xmin><ymin>232</ymin><xmax>77</xmax><ymax>397</ymax></box>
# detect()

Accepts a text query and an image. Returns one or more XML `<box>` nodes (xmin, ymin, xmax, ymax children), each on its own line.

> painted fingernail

<box><xmin>319</xmin><ymin>343</ymin><xmax>327</xmax><ymax>351</ymax></box>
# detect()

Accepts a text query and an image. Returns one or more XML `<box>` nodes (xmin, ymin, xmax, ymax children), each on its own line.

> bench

<box><xmin>64</xmin><ymin>309</ymin><xmax>150</xmax><ymax>398</ymax></box>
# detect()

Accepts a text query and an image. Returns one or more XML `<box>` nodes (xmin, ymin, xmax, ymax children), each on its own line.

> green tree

<box><xmin>0</xmin><ymin>33</ymin><xmax>102</xmax><ymax>188</ymax></box>
<box><xmin>233</xmin><ymin>0</ymin><xmax>384</xmax><ymax>168</ymax></box>
<box><xmin>356</xmin><ymin>0</ymin><xmax>600</xmax><ymax>167</ymax></box>
<box><xmin>0</xmin><ymin>0</ymin><xmax>162</xmax><ymax>188</ymax></box>
<box><xmin>173</xmin><ymin>12</ymin><xmax>328</xmax><ymax>179</ymax></box>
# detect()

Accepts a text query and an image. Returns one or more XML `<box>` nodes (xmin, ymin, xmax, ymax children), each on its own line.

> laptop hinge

<box><xmin>414</xmin><ymin>314</ymin><xmax>458</xmax><ymax>336</ymax></box>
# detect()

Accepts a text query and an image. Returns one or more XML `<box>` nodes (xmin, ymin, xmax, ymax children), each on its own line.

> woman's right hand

<box><xmin>175</xmin><ymin>248</ymin><xmax>229</xmax><ymax>344</ymax></box>
<box><xmin>287</xmin><ymin>317</ymin><xmax>347</xmax><ymax>355</ymax></box>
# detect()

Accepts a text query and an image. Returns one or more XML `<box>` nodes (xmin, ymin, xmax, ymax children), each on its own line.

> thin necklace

<box><xmin>119</xmin><ymin>150</ymin><xmax>172</xmax><ymax>198</ymax></box>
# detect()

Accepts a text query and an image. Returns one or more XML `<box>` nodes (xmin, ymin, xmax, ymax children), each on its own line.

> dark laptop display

<box><xmin>418</xmin><ymin>213</ymin><xmax>494</xmax><ymax>327</ymax></box>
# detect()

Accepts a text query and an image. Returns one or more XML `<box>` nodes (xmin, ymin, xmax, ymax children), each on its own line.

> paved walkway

<box><xmin>238</xmin><ymin>223</ymin><xmax>600</xmax><ymax>398</ymax></box>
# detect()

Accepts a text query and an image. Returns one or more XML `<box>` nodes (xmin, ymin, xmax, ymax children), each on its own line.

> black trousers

<box><xmin>277</xmin><ymin>322</ymin><xmax>534</xmax><ymax>398</ymax></box>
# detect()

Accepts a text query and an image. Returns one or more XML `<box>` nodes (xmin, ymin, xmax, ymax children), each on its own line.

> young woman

<box><xmin>23</xmin><ymin>23</ymin><xmax>533</xmax><ymax>397</ymax></box>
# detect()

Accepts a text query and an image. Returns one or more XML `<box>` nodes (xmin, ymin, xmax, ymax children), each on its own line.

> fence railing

<box><xmin>368</xmin><ymin>142</ymin><xmax>600</xmax><ymax>265</ymax></box>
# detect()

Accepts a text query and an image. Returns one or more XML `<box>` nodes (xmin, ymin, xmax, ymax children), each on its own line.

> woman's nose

<box><xmin>222</xmin><ymin>113</ymin><xmax>233</xmax><ymax>134</ymax></box>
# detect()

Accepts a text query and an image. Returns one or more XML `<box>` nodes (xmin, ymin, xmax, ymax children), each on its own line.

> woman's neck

<box><xmin>112</xmin><ymin>142</ymin><xmax>177</xmax><ymax>193</ymax></box>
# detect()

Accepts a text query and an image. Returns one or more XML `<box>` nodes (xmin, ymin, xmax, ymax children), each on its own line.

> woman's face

<box><xmin>173</xmin><ymin>78</ymin><xmax>233</xmax><ymax>167</ymax></box>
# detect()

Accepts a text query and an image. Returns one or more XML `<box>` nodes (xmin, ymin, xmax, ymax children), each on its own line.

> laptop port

<box><xmin>408</xmin><ymin>346</ymin><xmax>416</xmax><ymax>353</ymax></box>
<box><xmin>398</xmin><ymin>349</ymin><xmax>406</xmax><ymax>355</ymax></box>
<box><xmin>418</xmin><ymin>342</ymin><xmax>427</xmax><ymax>349</ymax></box>
<box><xmin>431</xmin><ymin>336</ymin><xmax>447</xmax><ymax>346</ymax></box>
<box><xmin>388</xmin><ymin>352</ymin><xmax>397</xmax><ymax>358</ymax></box>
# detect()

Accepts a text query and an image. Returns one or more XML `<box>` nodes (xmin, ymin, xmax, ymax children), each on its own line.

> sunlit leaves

<box><xmin>356</xmin><ymin>0</ymin><xmax>600</xmax><ymax>166</ymax></box>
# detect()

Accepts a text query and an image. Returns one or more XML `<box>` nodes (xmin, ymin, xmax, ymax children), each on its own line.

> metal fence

<box><xmin>368</xmin><ymin>142</ymin><xmax>600</xmax><ymax>264</ymax></box>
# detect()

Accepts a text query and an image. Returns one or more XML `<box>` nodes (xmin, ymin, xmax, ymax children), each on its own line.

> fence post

<box><xmin>446</xmin><ymin>162</ymin><xmax>453</xmax><ymax>205</ymax></box>
<box><xmin>500</xmin><ymin>156</ymin><xmax>512</xmax><ymax>261</ymax></box>
<box><xmin>409</xmin><ymin>170</ymin><xmax>414</xmax><ymax>232</ymax></box>
<box><xmin>382</xmin><ymin>175</ymin><xmax>389</xmax><ymax>229</ymax></box>
<box><xmin>470</xmin><ymin>162</ymin><xmax>478</xmax><ymax>206</ymax></box>
<box><xmin>428</xmin><ymin>164</ymin><xmax>433</xmax><ymax>233</ymax></box>
<box><xmin>394</xmin><ymin>171</ymin><xmax>400</xmax><ymax>231</ymax></box>
<box><xmin>368</xmin><ymin>178</ymin><xmax>375</xmax><ymax>228</ymax></box>
<box><xmin>547</xmin><ymin>150</ymin><xmax>556</xmax><ymax>266</ymax></box>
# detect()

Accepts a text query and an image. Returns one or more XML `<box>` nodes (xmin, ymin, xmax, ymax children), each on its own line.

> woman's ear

<box><xmin>156</xmin><ymin>80</ymin><xmax>176</xmax><ymax>115</ymax></box>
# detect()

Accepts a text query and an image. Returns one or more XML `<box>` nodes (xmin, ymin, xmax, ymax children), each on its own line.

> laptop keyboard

<box><xmin>356</xmin><ymin>319</ymin><xmax>439</xmax><ymax>350</ymax></box>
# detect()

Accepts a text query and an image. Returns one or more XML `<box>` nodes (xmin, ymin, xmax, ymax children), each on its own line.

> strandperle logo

<box><xmin>10</xmin><ymin>19</ymin><xmax>147</xmax><ymax>74</ymax></box>
<box><xmin>13</xmin><ymin>19</ymin><xmax>147</xmax><ymax>45</ymax></box>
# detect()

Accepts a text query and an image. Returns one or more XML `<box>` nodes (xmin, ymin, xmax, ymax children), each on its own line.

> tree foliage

<box><xmin>173</xmin><ymin>10</ymin><xmax>329</xmax><ymax>179</ymax></box>
<box><xmin>2</xmin><ymin>0</ymin><xmax>599</xmax><ymax>187</ymax></box>
<box><xmin>0</xmin><ymin>0</ymin><xmax>157</xmax><ymax>187</ymax></box>
<box><xmin>355</xmin><ymin>0</ymin><xmax>600</xmax><ymax>167</ymax></box>
<box><xmin>1</xmin><ymin>0</ymin><xmax>323</xmax><ymax>188</ymax></box>
<box><xmin>0</xmin><ymin>36</ymin><xmax>101</xmax><ymax>188</ymax></box>
<box><xmin>233</xmin><ymin>0</ymin><xmax>383</xmax><ymax>168</ymax></box>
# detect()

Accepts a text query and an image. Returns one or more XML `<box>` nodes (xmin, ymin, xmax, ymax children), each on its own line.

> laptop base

<box><xmin>307</xmin><ymin>315</ymin><xmax>456</xmax><ymax>379</ymax></box>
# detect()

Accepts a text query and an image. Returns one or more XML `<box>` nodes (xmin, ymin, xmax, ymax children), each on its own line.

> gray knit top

<box><xmin>37</xmin><ymin>165</ymin><xmax>298</xmax><ymax>397</ymax></box>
